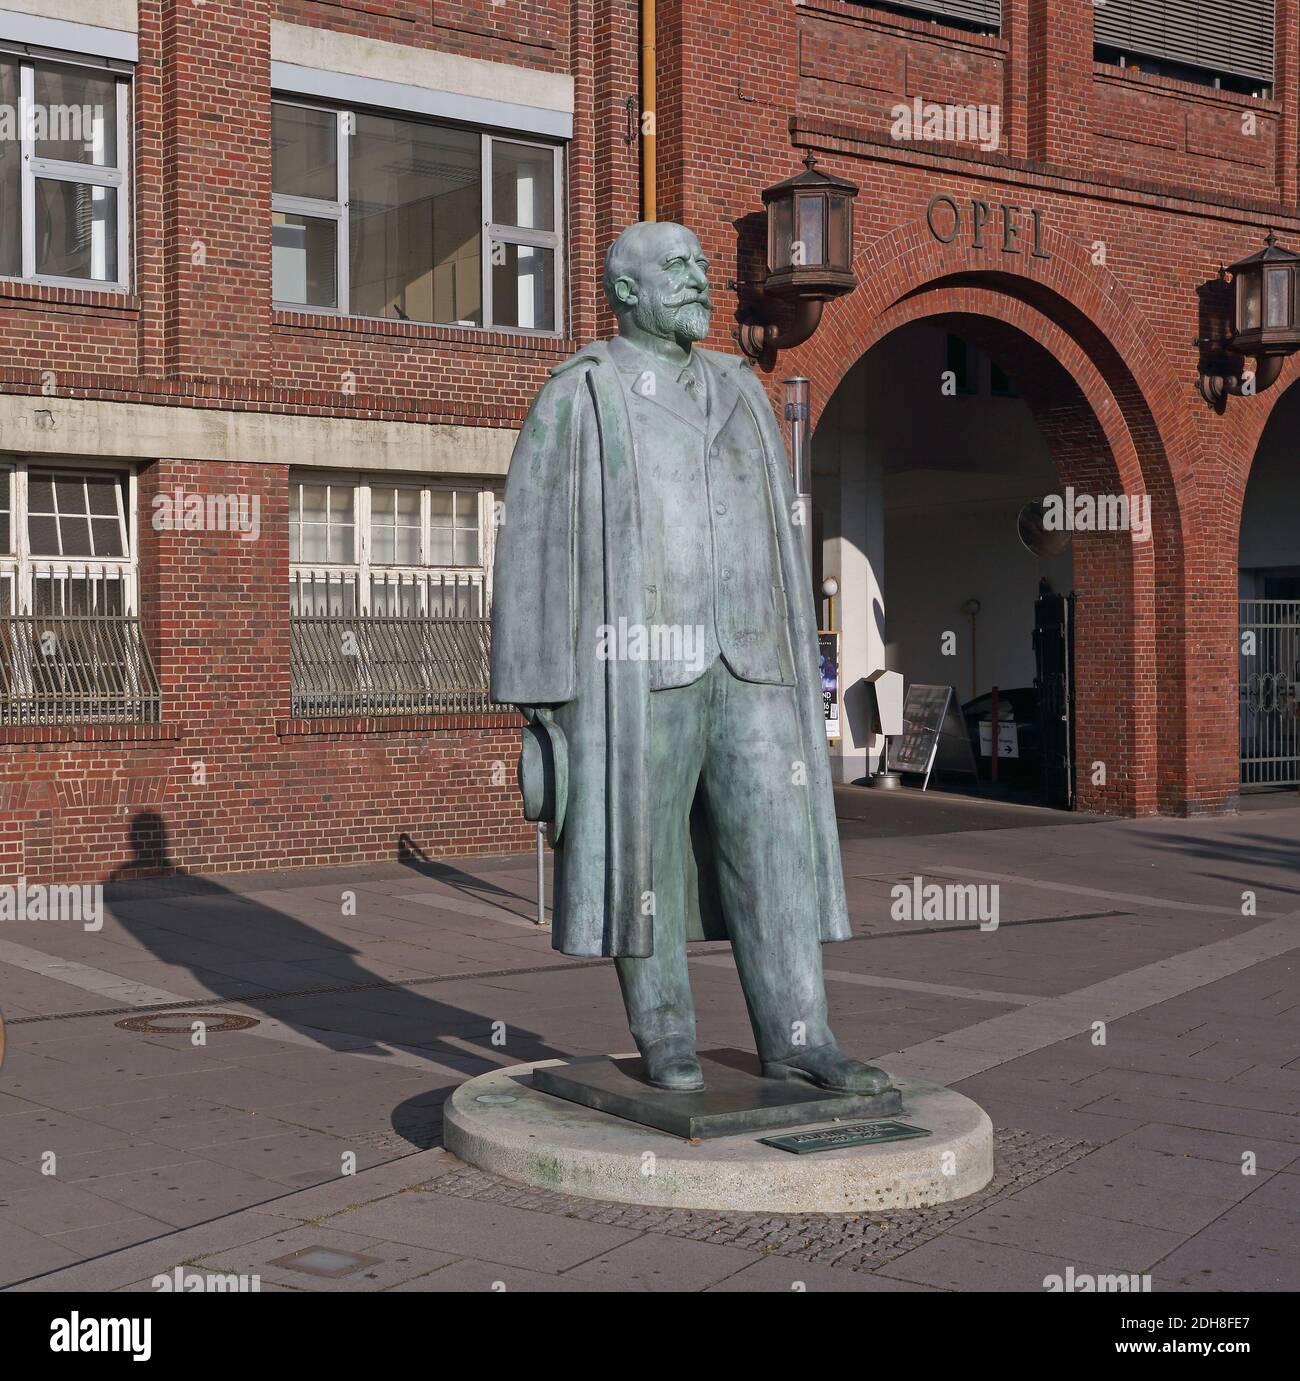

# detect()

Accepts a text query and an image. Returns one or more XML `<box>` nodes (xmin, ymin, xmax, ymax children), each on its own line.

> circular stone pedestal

<box><xmin>444</xmin><ymin>1059</ymin><xmax>993</xmax><ymax>1214</ymax></box>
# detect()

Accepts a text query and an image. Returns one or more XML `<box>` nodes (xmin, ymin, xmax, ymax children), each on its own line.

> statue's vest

<box><xmin>610</xmin><ymin>342</ymin><xmax>797</xmax><ymax>692</ymax></box>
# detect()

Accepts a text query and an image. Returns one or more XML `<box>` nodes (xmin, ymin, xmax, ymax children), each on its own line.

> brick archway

<box><xmin>787</xmin><ymin>222</ymin><xmax>1199</xmax><ymax>815</ymax></box>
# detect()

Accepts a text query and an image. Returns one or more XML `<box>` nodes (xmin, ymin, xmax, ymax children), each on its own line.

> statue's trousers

<box><xmin>615</xmin><ymin>657</ymin><xmax>836</xmax><ymax>1063</ymax></box>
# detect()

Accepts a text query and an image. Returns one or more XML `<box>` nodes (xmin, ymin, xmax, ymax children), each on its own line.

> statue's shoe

<box><xmin>641</xmin><ymin>1041</ymin><xmax>705</xmax><ymax>1092</ymax></box>
<box><xmin>762</xmin><ymin>1044</ymin><xmax>892</xmax><ymax>1095</ymax></box>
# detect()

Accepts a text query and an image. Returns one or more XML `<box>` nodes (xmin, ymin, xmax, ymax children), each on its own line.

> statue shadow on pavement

<box><xmin>104</xmin><ymin>811</ymin><xmax>573</xmax><ymax>1151</ymax></box>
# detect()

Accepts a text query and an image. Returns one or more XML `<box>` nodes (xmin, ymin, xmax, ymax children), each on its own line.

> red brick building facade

<box><xmin>0</xmin><ymin>0</ymin><xmax>1296</xmax><ymax>882</ymax></box>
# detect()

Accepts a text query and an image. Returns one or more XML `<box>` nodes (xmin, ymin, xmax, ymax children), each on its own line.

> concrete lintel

<box><xmin>0</xmin><ymin>393</ymin><xmax>517</xmax><ymax>476</ymax></box>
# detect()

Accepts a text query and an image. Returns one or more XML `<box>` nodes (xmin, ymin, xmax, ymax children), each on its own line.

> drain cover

<box><xmin>268</xmin><ymin>1247</ymin><xmax>382</xmax><ymax>1278</ymax></box>
<box><xmin>114</xmin><ymin>1011</ymin><xmax>260</xmax><ymax>1034</ymax></box>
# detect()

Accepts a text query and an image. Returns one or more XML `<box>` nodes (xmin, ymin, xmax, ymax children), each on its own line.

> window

<box><xmin>289</xmin><ymin>474</ymin><xmax>495</xmax><ymax>617</ymax></box>
<box><xmin>272</xmin><ymin>99</ymin><xmax>563</xmax><ymax>332</ymax></box>
<box><xmin>0</xmin><ymin>54</ymin><xmax>131</xmax><ymax>288</ymax></box>
<box><xmin>0</xmin><ymin>460</ymin><xmax>157</xmax><ymax>725</ymax></box>
<box><xmin>852</xmin><ymin>1</ymin><xmax>1000</xmax><ymax>36</ymax></box>
<box><xmin>0</xmin><ymin>462</ymin><xmax>136</xmax><ymax>613</ymax></box>
<box><xmin>1095</xmin><ymin>1</ymin><xmax>1274</xmax><ymax>96</ymax></box>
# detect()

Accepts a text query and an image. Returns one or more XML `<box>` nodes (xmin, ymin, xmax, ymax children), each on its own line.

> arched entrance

<box><xmin>796</xmin><ymin>227</ymin><xmax>1190</xmax><ymax>815</ymax></box>
<box><xmin>815</xmin><ymin>319</ymin><xmax>1076</xmax><ymax>804</ymax></box>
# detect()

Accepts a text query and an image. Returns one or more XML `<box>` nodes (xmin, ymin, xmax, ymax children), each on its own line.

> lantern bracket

<box><xmin>733</xmin><ymin>151</ymin><xmax>859</xmax><ymax>372</ymax></box>
<box><xmin>735</xmin><ymin>299</ymin><xmax>827</xmax><ymax>374</ymax></box>
<box><xmin>1197</xmin><ymin>231</ymin><xmax>1300</xmax><ymax>407</ymax></box>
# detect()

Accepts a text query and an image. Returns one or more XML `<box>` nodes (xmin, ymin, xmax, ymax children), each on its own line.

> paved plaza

<box><xmin>1</xmin><ymin>787</ymin><xmax>1297</xmax><ymax>1293</ymax></box>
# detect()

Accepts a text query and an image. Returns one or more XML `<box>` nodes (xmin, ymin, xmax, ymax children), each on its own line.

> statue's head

<box><xmin>603</xmin><ymin>221</ymin><xmax>712</xmax><ymax>348</ymax></box>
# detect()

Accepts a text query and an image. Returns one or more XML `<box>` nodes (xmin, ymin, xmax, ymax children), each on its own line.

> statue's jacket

<box><xmin>490</xmin><ymin>338</ymin><xmax>851</xmax><ymax>957</ymax></box>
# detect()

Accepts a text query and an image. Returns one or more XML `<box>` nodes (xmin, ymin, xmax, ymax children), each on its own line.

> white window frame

<box><xmin>0</xmin><ymin>457</ymin><xmax>138</xmax><ymax>613</ymax></box>
<box><xmin>0</xmin><ymin>50</ymin><xmax>132</xmax><ymax>292</ymax></box>
<box><xmin>289</xmin><ymin>472</ymin><xmax>494</xmax><ymax>617</ymax></box>
<box><xmin>482</xmin><ymin>131</ymin><xmax>564</xmax><ymax>336</ymax></box>
<box><xmin>271</xmin><ymin>97</ymin><xmax>350</xmax><ymax>316</ymax></box>
<box><xmin>271</xmin><ymin>98</ymin><xmax>564</xmax><ymax>336</ymax></box>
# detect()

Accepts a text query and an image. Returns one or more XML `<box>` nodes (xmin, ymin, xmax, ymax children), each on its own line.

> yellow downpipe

<box><xmin>640</xmin><ymin>0</ymin><xmax>656</xmax><ymax>221</ymax></box>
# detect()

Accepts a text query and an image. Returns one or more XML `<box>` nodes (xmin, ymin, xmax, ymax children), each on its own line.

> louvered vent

<box><xmin>1095</xmin><ymin>0</ymin><xmax>1275</xmax><ymax>84</ymax></box>
<box><xmin>871</xmin><ymin>1</ymin><xmax>1001</xmax><ymax>32</ymax></box>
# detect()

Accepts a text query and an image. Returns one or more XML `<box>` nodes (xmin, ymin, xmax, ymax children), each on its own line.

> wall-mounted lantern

<box><xmin>1199</xmin><ymin>232</ymin><xmax>1300</xmax><ymax>405</ymax></box>
<box><xmin>733</xmin><ymin>153</ymin><xmax>859</xmax><ymax>372</ymax></box>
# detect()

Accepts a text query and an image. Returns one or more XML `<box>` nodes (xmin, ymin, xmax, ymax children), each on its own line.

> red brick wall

<box><xmin>0</xmin><ymin>458</ymin><xmax>533</xmax><ymax>885</ymax></box>
<box><xmin>5</xmin><ymin>0</ymin><xmax>1300</xmax><ymax>847</ymax></box>
<box><xmin>653</xmin><ymin>0</ymin><xmax>1300</xmax><ymax>817</ymax></box>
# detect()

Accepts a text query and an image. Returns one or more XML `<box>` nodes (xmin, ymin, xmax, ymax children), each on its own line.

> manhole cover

<box><xmin>115</xmin><ymin>1011</ymin><xmax>260</xmax><ymax>1034</ymax></box>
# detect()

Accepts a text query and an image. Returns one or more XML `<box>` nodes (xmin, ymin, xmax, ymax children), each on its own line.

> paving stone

<box><xmin>949</xmin><ymin>1199</ymin><xmax>1187</xmax><ymax>1270</ymax></box>
<box><xmin>1077</xmin><ymin>1092</ymin><xmax>1300</xmax><ymax>1144</ymax></box>
<box><xmin>1032</xmin><ymin>1141</ymin><xmax>1269</xmax><ymax>1205</ymax></box>
<box><xmin>48</xmin><ymin>1216</ymin><xmax>176</xmax><ymax>1261</ymax></box>
<box><xmin>34</xmin><ymin>1141</ymin><xmax>200</xmax><ymax>1184</ymax></box>
<box><xmin>1189</xmin><ymin>1200</ymin><xmax>1300</xmax><ymax>1259</ymax></box>
<box><xmin>6</xmin><ymin>1211</ymin><xmax>302</xmax><ymax>1292</ymax></box>
<box><xmin>0</xmin><ymin>1218</ymin><xmax>84</xmax><ymax>1284</ymax></box>
<box><xmin>4</xmin><ymin>821</ymin><xmax>1298</xmax><ymax>1292</ymax></box>
<box><xmin>0</xmin><ymin>1177</ymin><xmax>162</xmax><ymax>1235</ymax></box>
<box><xmin>562</xmin><ymin>1234</ymin><xmax>762</xmax><ymax>1291</ymax></box>
<box><xmin>192</xmin><ymin>1222</ymin><xmax>458</xmax><ymax>1292</ymax></box>
<box><xmin>386</xmin><ymin>1257</ymin><xmax>628</xmax><ymax>1292</ymax></box>
<box><xmin>332</xmin><ymin>1190</ymin><xmax>641</xmax><ymax>1271</ymax></box>
<box><xmin>1120</xmin><ymin>1120</ymin><xmax>1300</xmax><ymax>1169</ymax></box>
<box><xmin>69</xmin><ymin>1160</ymin><xmax>290</xmax><ymax>1229</ymax></box>
<box><xmin>1154</xmin><ymin>1238</ymin><xmax>1300</xmax><ymax>1292</ymax></box>
<box><xmin>705</xmin><ymin>1257</ymin><xmax>942</xmax><ymax>1292</ymax></box>
<box><xmin>0</xmin><ymin>1109</ymin><xmax>155</xmax><ymax>1163</ymax></box>
<box><xmin>1007</xmin><ymin>1171</ymin><xmax>1242</xmax><ymax>1235</ymax></box>
<box><xmin>876</xmin><ymin>1234</ymin><xmax>1108</xmax><ymax>1292</ymax></box>
<box><xmin>1070</xmin><ymin>1066</ymin><xmax>1300</xmax><ymax>1115</ymax></box>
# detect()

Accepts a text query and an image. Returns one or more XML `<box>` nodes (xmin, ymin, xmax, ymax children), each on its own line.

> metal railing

<box><xmin>1240</xmin><ymin>599</ymin><xmax>1300</xmax><ymax>787</ymax></box>
<box><xmin>290</xmin><ymin>614</ymin><xmax>492</xmax><ymax>717</ymax></box>
<box><xmin>0</xmin><ymin>614</ymin><xmax>161</xmax><ymax>725</ymax></box>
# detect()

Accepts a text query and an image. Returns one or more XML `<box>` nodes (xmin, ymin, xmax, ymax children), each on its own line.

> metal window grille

<box><xmin>0</xmin><ymin>612</ymin><xmax>160</xmax><ymax>725</ymax></box>
<box><xmin>290</xmin><ymin>614</ymin><xmax>491</xmax><ymax>717</ymax></box>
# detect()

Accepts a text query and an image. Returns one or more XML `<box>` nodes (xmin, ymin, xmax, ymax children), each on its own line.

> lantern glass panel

<box><xmin>1266</xmin><ymin>268</ymin><xmax>1291</xmax><ymax>328</ymax></box>
<box><xmin>770</xmin><ymin>195</ymin><xmax>793</xmax><ymax>271</ymax></box>
<box><xmin>1238</xmin><ymin>269</ymin><xmax>1262</xmax><ymax>331</ymax></box>
<box><xmin>828</xmin><ymin>196</ymin><xmax>850</xmax><ymax>271</ymax></box>
<box><xmin>796</xmin><ymin>193</ymin><xmax>825</xmax><ymax>268</ymax></box>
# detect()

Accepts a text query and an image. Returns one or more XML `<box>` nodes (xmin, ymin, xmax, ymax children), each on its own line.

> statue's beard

<box><xmin>635</xmin><ymin>294</ymin><xmax>712</xmax><ymax>345</ymax></box>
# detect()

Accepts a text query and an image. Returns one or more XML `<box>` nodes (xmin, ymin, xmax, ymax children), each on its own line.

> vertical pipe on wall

<box><xmin>640</xmin><ymin>0</ymin><xmax>656</xmax><ymax>221</ymax></box>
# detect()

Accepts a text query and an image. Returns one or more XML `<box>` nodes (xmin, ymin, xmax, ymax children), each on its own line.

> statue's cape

<box><xmin>491</xmin><ymin>340</ymin><xmax>850</xmax><ymax>957</ymax></box>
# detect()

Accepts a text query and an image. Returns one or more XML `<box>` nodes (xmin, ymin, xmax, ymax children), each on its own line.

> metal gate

<box><xmin>1033</xmin><ymin>591</ymin><xmax>1076</xmax><ymax>809</ymax></box>
<box><xmin>1240</xmin><ymin>600</ymin><xmax>1300</xmax><ymax>786</ymax></box>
